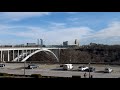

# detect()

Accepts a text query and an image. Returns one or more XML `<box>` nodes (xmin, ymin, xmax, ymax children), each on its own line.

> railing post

<box><xmin>1</xmin><ymin>50</ymin><xmax>2</xmax><ymax>62</ymax></box>
<box><xmin>13</xmin><ymin>50</ymin><xmax>14</xmax><ymax>61</ymax></box>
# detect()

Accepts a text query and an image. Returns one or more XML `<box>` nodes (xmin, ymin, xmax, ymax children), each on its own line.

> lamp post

<box><xmin>89</xmin><ymin>54</ymin><xmax>93</xmax><ymax>78</ymax></box>
<box><xmin>89</xmin><ymin>62</ymin><xmax>90</xmax><ymax>78</ymax></box>
<box><xmin>70</xmin><ymin>56</ymin><xmax>71</xmax><ymax>64</ymax></box>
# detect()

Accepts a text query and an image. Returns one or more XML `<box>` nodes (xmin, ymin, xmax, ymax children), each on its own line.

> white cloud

<box><xmin>66</xmin><ymin>12</ymin><xmax>78</xmax><ymax>14</ymax></box>
<box><xmin>81</xmin><ymin>21</ymin><xmax>120</xmax><ymax>45</ymax></box>
<box><xmin>0</xmin><ymin>23</ymin><xmax>93</xmax><ymax>45</ymax></box>
<box><xmin>67</xmin><ymin>17</ymin><xmax>79</xmax><ymax>21</ymax></box>
<box><xmin>1</xmin><ymin>21</ymin><xmax>120</xmax><ymax>45</ymax></box>
<box><xmin>92</xmin><ymin>21</ymin><xmax>120</xmax><ymax>38</ymax></box>
<box><xmin>0</xmin><ymin>12</ymin><xmax>50</xmax><ymax>21</ymax></box>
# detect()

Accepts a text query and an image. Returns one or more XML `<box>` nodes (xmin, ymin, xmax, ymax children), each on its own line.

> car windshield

<box><xmin>105</xmin><ymin>68</ymin><xmax>108</xmax><ymax>70</ymax></box>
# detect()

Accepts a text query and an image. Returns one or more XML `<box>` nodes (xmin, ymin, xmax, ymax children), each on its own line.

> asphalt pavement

<box><xmin>0</xmin><ymin>63</ymin><xmax>120</xmax><ymax>78</ymax></box>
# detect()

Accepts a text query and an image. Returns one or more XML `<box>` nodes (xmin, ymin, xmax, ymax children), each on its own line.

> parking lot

<box><xmin>0</xmin><ymin>63</ymin><xmax>120</xmax><ymax>78</ymax></box>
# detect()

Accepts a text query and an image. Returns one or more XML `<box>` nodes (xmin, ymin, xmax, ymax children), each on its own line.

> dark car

<box><xmin>84</xmin><ymin>67</ymin><xmax>95</xmax><ymax>72</ymax></box>
<box><xmin>0</xmin><ymin>63</ymin><xmax>5</xmax><ymax>67</ymax></box>
<box><xmin>27</xmin><ymin>64</ymin><xmax>39</xmax><ymax>69</ymax></box>
<box><xmin>60</xmin><ymin>64</ymin><xmax>63</xmax><ymax>67</ymax></box>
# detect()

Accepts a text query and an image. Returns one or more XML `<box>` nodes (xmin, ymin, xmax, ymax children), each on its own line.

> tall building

<box><xmin>75</xmin><ymin>39</ymin><xmax>77</xmax><ymax>44</ymax></box>
<box><xmin>40</xmin><ymin>39</ymin><xmax>43</xmax><ymax>46</ymax></box>
<box><xmin>74</xmin><ymin>39</ymin><xmax>80</xmax><ymax>46</ymax></box>
<box><xmin>37</xmin><ymin>39</ymin><xmax>39</xmax><ymax>45</ymax></box>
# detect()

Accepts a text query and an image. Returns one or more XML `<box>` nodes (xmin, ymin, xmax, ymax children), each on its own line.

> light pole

<box><xmin>89</xmin><ymin>54</ymin><xmax>93</xmax><ymax>78</ymax></box>
<box><xmin>70</xmin><ymin>56</ymin><xmax>71</xmax><ymax>64</ymax></box>
<box><xmin>89</xmin><ymin>62</ymin><xmax>90</xmax><ymax>78</ymax></box>
<box><xmin>24</xmin><ymin>61</ymin><xmax>26</xmax><ymax>76</ymax></box>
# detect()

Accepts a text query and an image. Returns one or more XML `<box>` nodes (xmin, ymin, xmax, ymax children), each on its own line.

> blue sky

<box><xmin>0</xmin><ymin>12</ymin><xmax>120</xmax><ymax>45</ymax></box>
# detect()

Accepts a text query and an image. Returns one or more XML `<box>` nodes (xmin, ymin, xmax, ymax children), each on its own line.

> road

<box><xmin>0</xmin><ymin>63</ymin><xmax>120</xmax><ymax>78</ymax></box>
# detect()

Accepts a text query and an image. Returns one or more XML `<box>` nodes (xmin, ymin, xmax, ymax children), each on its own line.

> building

<box><xmin>74</xmin><ymin>39</ymin><xmax>80</xmax><ymax>46</ymax></box>
<box><xmin>26</xmin><ymin>43</ymin><xmax>36</xmax><ymax>46</ymax></box>
<box><xmin>40</xmin><ymin>39</ymin><xmax>43</xmax><ymax>46</ymax></box>
<box><xmin>63</xmin><ymin>41</ymin><xmax>68</xmax><ymax>46</ymax></box>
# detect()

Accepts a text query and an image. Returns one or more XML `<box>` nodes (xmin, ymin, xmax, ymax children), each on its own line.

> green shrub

<box><xmin>31</xmin><ymin>74</ymin><xmax>42</xmax><ymax>78</ymax></box>
<box><xmin>72</xmin><ymin>75</ymin><xmax>81</xmax><ymax>78</ymax></box>
<box><xmin>0</xmin><ymin>73</ymin><xmax>9</xmax><ymax>76</ymax></box>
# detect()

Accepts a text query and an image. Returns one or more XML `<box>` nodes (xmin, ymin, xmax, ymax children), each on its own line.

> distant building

<box><xmin>63</xmin><ymin>41</ymin><xmax>68</xmax><ymax>46</ymax></box>
<box><xmin>37</xmin><ymin>39</ymin><xmax>39</xmax><ymax>45</ymax></box>
<box><xmin>74</xmin><ymin>39</ymin><xmax>80</xmax><ymax>46</ymax></box>
<box><xmin>90</xmin><ymin>43</ymin><xmax>97</xmax><ymax>46</ymax></box>
<box><xmin>40</xmin><ymin>39</ymin><xmax>43</xmax><ymax>46</ymax></box>
<box><xmin>26</xmin><ymin>43</ymin><xmax>36</xmax><ymax>46</ymax></box>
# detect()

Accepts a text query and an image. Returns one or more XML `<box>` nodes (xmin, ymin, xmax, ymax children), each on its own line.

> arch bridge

<box><xmin>0</xmin><ymin>47</ymin><xmax>66</xmax><ymax>62</ymax></box>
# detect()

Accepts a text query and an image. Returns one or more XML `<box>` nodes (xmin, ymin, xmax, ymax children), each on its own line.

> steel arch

<box><xmin>21</xmin><ymin>49</ymin><xmax>59</xmax><ymax>62</ymax></box>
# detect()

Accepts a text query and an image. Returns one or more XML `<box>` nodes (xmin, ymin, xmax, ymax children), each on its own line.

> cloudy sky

<box><xmin>0</xmin><ymin>12</ymin><xmax>120</xmax><ymax>45</ymax></box>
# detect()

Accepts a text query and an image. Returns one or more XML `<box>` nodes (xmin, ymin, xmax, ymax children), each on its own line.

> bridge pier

<box><xmin>13</xmin><ymin>50</ymin><xmax>14</xmax><ymax>61</ymax></box>
<box><xmin>8</xmin><ymin>50</ymin><xmax>10</xmax><ymax>62</ymax></box>
<box><xmin>0</xmin><ymin>51</ymin><xmax>2</xmax><ymax>62</ymax></box>
<box><xmin>0</xmin><ymin>47</ymin><xmax>66</xmax><ymax>62</ymax></box>
<box><xmin>18</xmin><ymin>50</ymin><xmax>19</xmax><ymax>62</ymax></box>
<box><xmin>3</xmin><ymin>53</ymin><xmax>4</xmax><ymax>62</ymax></box>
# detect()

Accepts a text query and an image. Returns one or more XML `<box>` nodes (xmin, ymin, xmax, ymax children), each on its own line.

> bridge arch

<box><xmin>21</xmin><ymin>49</ymin><xmax>59</xmax><ymax>62</ymax></box>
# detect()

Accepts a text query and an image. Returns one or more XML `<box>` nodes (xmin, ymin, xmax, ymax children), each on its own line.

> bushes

<box><xmin>31</xmin><ymin>74</ymin><xmax>42</xmax><ymax>78</ymax></box>
<box><xmin>72</xmin><ymin>75</ymin><xmax>81</xmax><ymax>78</ymax></box>
<box><xmin>0</xmin><ymin>73</ymin><xmax>9</xmax><ymax>76</ymax></box>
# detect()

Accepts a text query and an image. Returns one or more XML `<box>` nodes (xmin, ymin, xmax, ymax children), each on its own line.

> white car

<box><xmin>63</xmin><ymin>64</ymin><xmax>73</xmax><ymax>70</ymax></box>
<box><xmin>78</xmin><ymin>66</ymin><xmax>89</xmax><ymax>71</ymax></box>
<box><xmin>104</xmin><ymin>68</ymin><xmax>113</xmax><ymax>73</ymax></box>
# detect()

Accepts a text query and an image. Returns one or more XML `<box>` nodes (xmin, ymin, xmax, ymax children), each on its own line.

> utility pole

<box><xmin>89</xmin><ymin>54</ymin><xmax>93</xmax><ymax>78</ymax></box>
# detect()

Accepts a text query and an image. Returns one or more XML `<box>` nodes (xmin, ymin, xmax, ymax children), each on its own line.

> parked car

<box><xmin>78</xmin><ymin>66</ymin><xmax>89</xmax><ymax>71</ymax></box>
<box><xmin>104</xmin><ymin>68</ymin><xmax>113</xmax><ymax>73</ymax></box>
<box><xmin>84</xmin><ymin>67</ymin><xmax>96</xmax><ymax>72</ymax></box>
<box><xmin>27</xmin><ymin>64</ymin><xmax>39</xmax><ymax>69</ymax></box>
<box><xmin>0</xmin><ymin>63</ymin><xmax>5</xmax><ymax>67</ymax></box>
<box><xmin>63</xmin><ymin>64</ymin><xmax>73</xmax><ymax>70</ymax></box>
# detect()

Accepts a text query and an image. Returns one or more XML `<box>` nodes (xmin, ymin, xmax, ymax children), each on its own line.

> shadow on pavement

<box><xmin>51</xmin><ymin>69</ymin><xmax>65</xmax><ymax>71</ymax></box>
<box><xmin>95</xmin><ymin>71</ymin><xmax>105</xmax><ymax>73</ymax></box>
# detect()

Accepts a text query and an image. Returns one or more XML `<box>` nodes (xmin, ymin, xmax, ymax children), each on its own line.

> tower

<box><xmin>40</xmin><ymin>39</ymin><xmax>43</xmax><ymax>46</ymax></box>
<box><xmin>37</xmin><ymin>39</ymin><xmax>39</xmax><ymax>45</ymax></box>
<box><xmin>74</xmin><ymin>39</ymin><xmax>80</xmax><ymax>46</ymax></box>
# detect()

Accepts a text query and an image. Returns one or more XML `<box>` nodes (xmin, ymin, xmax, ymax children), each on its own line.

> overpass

<box><xmin>0</xmin><ymin>47</ymin><xmax>66</xmax><ymax>62</ymax></box>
